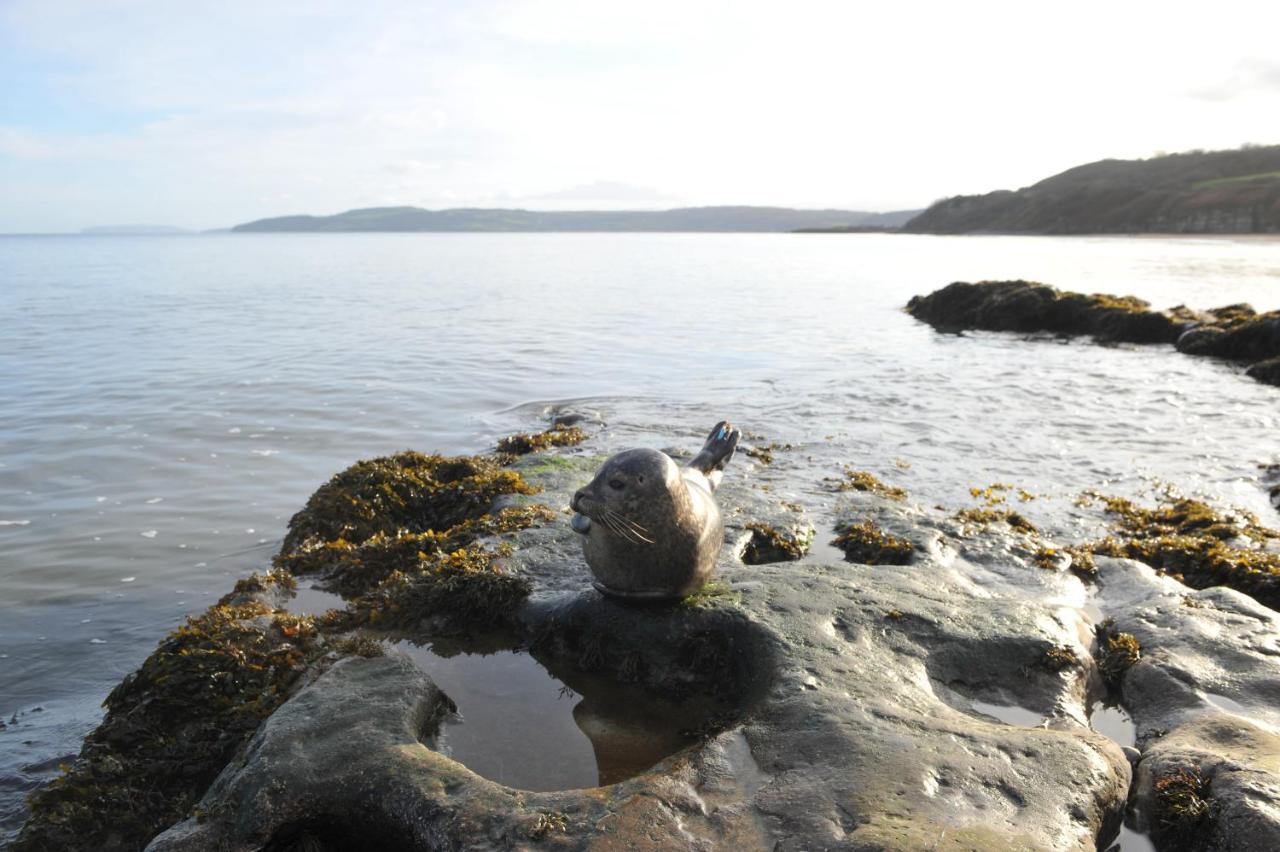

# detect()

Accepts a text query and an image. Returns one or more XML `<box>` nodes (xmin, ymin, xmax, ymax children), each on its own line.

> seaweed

<box><xmin>275</xmin><ymin>505</ymin><xmax>555</xmax><ymax>598</ymax></box>
<box><xmin>348</xmin><ymin>546</ymin><xmax>531</xmax><ymax>633</ymax></box>
<box><xmin>1041</xmin><ymin>645</ymin><xmax>1081</xmax><ymax>672</ymax></box>
<box><xmin>744</xmin><ymin>441</ymin><xmax>793</xmax><ymax>465</ymax></box>
<box><xmin>279</xmin><ymin>451</ymin><xmax>536</xmax><ymax>554</ymax></box>
<box><xmin>952</xmin><ymin>507</ymin><xmax>1038</xmax><ymax>534</ymax></box>
<box><xmin>831</xmin><ymin>519</ymin><xmax>915</xmax><ymax>565</ymax></box>
<box><xmin>740</xmin><ymin>521</ymin><xmax>813</xmax><ymax>564</ymax></box>
<box><xmin>495</xmin><ymin>425</ymin><xmax>587</xmax><ymax>455</ymax></box>
<box><xmin>220</xmin><ymin>569</ymin><xmax>298</xmax><ymax>603</ymax></box>
<box><xmin>528</xmin><ymin>812</ymin><xmax>569</xmax><ymax>840</ymax></box>
<box><xmin>1086</xmin><ymin>495</ymin><xmax>1280</xmax><ymax>608</ymax></box>
<box><xmin>1096</xmin><ymin>619</ymin><xmax>1141</xmax><ymax>688</ymax></box>
<box><xmin>825</xmin><ymin>468</ymin><xmax>908</xmax><ymax>501</ymax></box>
<box><xmin>1152</xmin><ymin>766</ymin><xmax>1213</xmax><ymax>851</ymax></box>
<box><xmin>14</xmin><ymin>603</ymin><xmax>325</xmax><ymax>852</ymax></box>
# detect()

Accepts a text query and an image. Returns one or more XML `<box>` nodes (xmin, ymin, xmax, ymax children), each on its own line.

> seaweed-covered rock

<box><xmin>831</xmin><ymin>518</ymin><xmax>915</xmax><ymax>565</ymax></box>
<box><xmin>495</xmin><ymin>425</ymin><xmax>587</xmax><ymax>455</ymax></box>
<box><xmin>346</xmin><ymin>546</ymin><xmax>533</xmax><ymax>633</ymax></box>
<box><xmin>905</xmin><ymin>280</ymin><xmax>1193</xmax><ymax>343</ymax></box>
<box><xmin>1094</xmin><ymin>558</ymin><xmax>1280</xmax><ymax>851</ymax></box>
<box><xmin>823</xmin><ymin>467</ymin><xmax>908</xmax><ymax>501</ymax></box>
<box><xmin>12</xmin><ymin>600</ymin><xmax>328</xmax><ymax>852</ymax></box>
<box><xmin>907</xmin><ymin>280</ymin><xmax>1280</xmax><ymax>386</ymax></box>
<box><xmin>738</xmin><ymin>520</ymin><xmax>814</xmax><ymax>564</ymax></box>
<box><xmin>280</xmin><ymin>451</ymin><xmax>535</xmax><ymax>554</ymax></box>
<box><xmin>1084</xmin><ymin>495</ymin><xmax>1280</xmax><ymax>608</ymax></box>
<box><xmin>275</xmin><ymin>505</ymin><xmax>554</xmax><ymax>598</ymax></box>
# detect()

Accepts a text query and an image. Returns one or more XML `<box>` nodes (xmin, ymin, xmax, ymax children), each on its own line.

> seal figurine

<box><xmin>570</xmin><ymin>421</ymin><xmax>741</xmax><ymax>600</ymax></box>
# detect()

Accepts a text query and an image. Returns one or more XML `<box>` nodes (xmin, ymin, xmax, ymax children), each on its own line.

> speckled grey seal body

<box><xmin>570</xmin><ymin>421</ymin><xmax>740</xmax><ymax>600</ymax></box>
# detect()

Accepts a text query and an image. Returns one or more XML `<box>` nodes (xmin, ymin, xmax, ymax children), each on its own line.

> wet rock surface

<box><xmin>23</xmin><ymin>425</ymin><xmax>1280</xmax><ymax>851</ymax></box>
<box><xmin>1095</xmin><ymin>559</ymin><xmax>1280</xmax><ymax>851</ymax></box>
<box><xmin>906</xmin><ymin>280</ymin><xmax>1280</xmax><ymax>387</ymax></box>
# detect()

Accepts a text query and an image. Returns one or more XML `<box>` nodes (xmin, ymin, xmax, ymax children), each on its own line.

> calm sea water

<box><xmin>2</xmin><ymin>232</ymin><xmax>1278</xmax><ymax>839</ymax></box>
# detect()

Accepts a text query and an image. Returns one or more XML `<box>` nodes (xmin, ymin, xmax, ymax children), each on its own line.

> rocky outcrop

<box><xmin>23</xmin><ymin>426</ymin><xmax>1280</xmax><ymax>851</ymax></box>
<box><xmin>146</xmin><ymin>462</ymin><xmax>1137</xmax><ymax>852</ymax></box>
<box><xmin>907</xmin><ymin>280</ymin><xmax>1280</xmax><ymax>387</ymax></box>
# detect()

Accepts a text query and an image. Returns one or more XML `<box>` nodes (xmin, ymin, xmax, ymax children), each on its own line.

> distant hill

<box><xmin>904</xmin><ymin>145</ymin><xmax>1280</xmax><ymax>235</ymax></box>
<box><xmin>231</xmin><ymin>206</ymin><xmax>918</xmax><ymax>233</ymax></box>
<box><xmin>80</xmin><ymin>224</ymin><xmax>193</xmax><ymax>235</ymax></box>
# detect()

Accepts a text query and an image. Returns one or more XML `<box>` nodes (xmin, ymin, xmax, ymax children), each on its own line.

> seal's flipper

<box><xmin>688</xmin><ymin>420</ymin><xmax>740</xmax><ymax>483</ymax></box>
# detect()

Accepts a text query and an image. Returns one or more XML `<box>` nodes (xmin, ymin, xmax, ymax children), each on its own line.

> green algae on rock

<box><xmin>739</xmin><ymin>520</ymin><xmax>814</xmax><ymax>564</ymax></box>
<box><xmin>831</xmin><ymin>518</ymin><xmax>915</xmax><ymax>565</ymax></box>
<box><xmin>13</xmin><ymin>601</ymin><xmax>328</xmax><ymax>852</ymax></box>
<box><xmin>495</xmin><ymin>425</ymin><xmax>587</xmax><ymax>456</ymax></box>
<box><xmin>280</xmin><ymin>451</ymin><xmax>536</xmax><ymax>554</ymax></box>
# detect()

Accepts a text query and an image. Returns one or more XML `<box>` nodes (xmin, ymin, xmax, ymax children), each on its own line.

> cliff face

<box><xmin>905</xmin><ymin>146</ymin><xmax>1280</xmax><ymax>234</ymax></box>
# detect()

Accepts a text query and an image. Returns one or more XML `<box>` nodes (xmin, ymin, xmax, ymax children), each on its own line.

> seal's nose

<box><xmin>571</xmin><ymin>489</ymin><xmax>586</xmax><ymax>513</ymax></box>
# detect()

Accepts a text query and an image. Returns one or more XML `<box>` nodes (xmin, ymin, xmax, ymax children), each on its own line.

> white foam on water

<box><xmin>145</xmin><ymin>497</ymin><xmax>163</xmax><ymax>504</ymax></box>
<box><xmin>139</xmin><ymin>530</ymin><xmax>157</xmax><ymax>538</ymax></box>
<box><xmin>0</xmin><ymin>520</ymin><xmax>31</xmax><ymax>526</ymax></box>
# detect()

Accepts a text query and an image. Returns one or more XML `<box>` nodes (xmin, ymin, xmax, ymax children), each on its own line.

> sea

<box><xmin>2</xmin><ymin>232</ymin><xmax>1278</xmax><ymax>842</ymax></box>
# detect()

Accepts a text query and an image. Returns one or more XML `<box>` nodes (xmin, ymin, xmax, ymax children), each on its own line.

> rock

<box><xmin>737</xmin><ymin>520</ymin><xmax>814</xmax><ymax>564</ymax></box>
<box><xmin>909</xmin><ymin>281</ymin><xmax>1280</xmax><ymax>387</ymax></box>
<box><xmin>36</xmin><ymin>428</ymin><xmax>1280</xmax><ymax>851</ymax></box>
<box><xmin>1092</xmin><ymin>558</ymin><xmax>1280</xmax><ymax>851</ymax></box>
<box><xmin>145</xmin><ymin>452</ymin><xmax>1135</xmax><ymax>852</ymax></box>
<box><xmin>905</xmin><ymin>280</ymin><xmax>1191</xmax><ymax>344</ymax></box>
<box><xmin>1245</xmin><ymin>355</ymin><xmax>1280</xmax><ymax>387</ymax></box>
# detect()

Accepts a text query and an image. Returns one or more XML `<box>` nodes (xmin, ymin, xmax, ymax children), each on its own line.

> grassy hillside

<box><xmin>231</xmin><ymin>205</ymin><xmax>913</xmax><ymax>233</ymax></box>
<box><xmin>904</xmin><ymin>145</ymin><xmax>1280</xmax><ymax>234</ymax></box>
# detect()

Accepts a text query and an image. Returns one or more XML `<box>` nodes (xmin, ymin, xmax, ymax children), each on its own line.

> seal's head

<box><xmin>570</xmin><ymin>448</ymin><xmax>679</xmax><ymax>544</ymax></box>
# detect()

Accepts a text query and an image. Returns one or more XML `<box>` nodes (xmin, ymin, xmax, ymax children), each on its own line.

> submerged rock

<box><xmin>907</xmin><ymin>280</ymin><xmax>1280</xmax><ymax>387</ymax></box>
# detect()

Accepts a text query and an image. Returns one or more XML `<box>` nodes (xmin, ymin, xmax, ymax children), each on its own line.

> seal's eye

<box><xmin>608</xmin><ymin>479</ymin><xmax>625</xmax><ymax>490</ymax></box>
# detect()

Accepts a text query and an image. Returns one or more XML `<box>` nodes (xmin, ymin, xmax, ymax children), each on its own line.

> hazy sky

<box><xmin>2</xmin><ymin>0</ymin><xmax>1278</xmax><ymax>232</ymax></box>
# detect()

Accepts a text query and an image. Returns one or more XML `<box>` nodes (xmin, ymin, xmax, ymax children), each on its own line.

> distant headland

<box><xmin>903</xmin><ymin>144</ymin><xmax>1280</xmax><ymax>235</ymax></box>
<box><xmin>230</xmin><ymin>205</ymin><xmax>920</xmax><ymax>233</ymax></box>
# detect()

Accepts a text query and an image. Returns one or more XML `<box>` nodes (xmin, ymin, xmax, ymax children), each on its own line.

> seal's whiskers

<box><xmin>605</xmin><ymin>510</ymin><xmax>655</xmax><ymax>544</ymax></box>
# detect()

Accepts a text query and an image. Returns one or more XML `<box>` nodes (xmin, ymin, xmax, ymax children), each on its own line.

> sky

<box><xmin>2</xmin><ymin>0</ymin><xmax>1279</xmax><ymax>232</ymax></box>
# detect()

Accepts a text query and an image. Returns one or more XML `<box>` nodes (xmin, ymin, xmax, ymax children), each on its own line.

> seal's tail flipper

<box><xmin>688</xmin><ymin>421</ymin><xmax>740</xmax><ymax>487</ymax></box>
